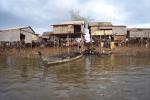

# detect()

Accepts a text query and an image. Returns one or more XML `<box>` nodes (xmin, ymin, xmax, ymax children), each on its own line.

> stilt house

<box><xmin>52</xmin><ymin>21</ymin><xmax>85</xmax><ymax>47</ymax></box>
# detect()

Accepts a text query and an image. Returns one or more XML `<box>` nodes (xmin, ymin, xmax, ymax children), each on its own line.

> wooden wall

<box><xmin>114</xmin><ymin>35</ymin><xmax>126</xmax><ymax>42</ymax></box>
<box><xmin>90</xmin><ymin>26</ymin><xmax>113</xmax><ymax>36</ymax></box>
<box><xmin>112</xmin><ymin>26</ymin><xmax>127</xmax><ymax>35</ymax></box>
<box><xmin>0</xmin><ymin>29</ymin><xmax>20</xmax><ymax>42</ymax></box>
<box><xmin>53</xmin><ymin>24</ymin><xmax>84</xmax><ymax>34</ymax></box>
<box><xmin>53</xmin><ymin>25</ymin><xmax>74</xmax><ymax>34</ymax></box>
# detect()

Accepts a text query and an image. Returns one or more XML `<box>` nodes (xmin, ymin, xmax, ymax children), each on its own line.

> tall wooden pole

<box><xmin>99</xmin><ymin>35</ymin><xmax>102</xmax><ymax>52</ymax></box>
<box><xmin>57</xmin><ymin>38</ymin><xmax>59</xmax><ymax>48</ymax></box>
<box><xmin>67</xmin><ymin>34</ymin><xmax>70</xmax><ymax>53</ymax></box>
<box><xmin>90</xmin><ymin>29</ymin><xmax>93</xmax><ymax>54</ymax></box>
<box><xmin>53</xmin><ymin>35</ymin><xmax>55</xmax><ymax>48</ymax></box>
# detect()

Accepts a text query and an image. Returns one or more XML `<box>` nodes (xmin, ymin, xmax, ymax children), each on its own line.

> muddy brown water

<box><xmin>0</xmin><ymin>54</ymin><xmax>150</xmax><ymax>100</ymax></box>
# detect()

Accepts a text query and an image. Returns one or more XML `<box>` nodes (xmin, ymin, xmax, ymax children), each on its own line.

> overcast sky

<box><xmin>1</xmin><ymin>0</ymin><xmax>150</xmax><ymax>34</ymax></box>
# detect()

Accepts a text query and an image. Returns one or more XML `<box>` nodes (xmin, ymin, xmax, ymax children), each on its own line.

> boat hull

<box><xmin>45</xmin><ymin>55</ymin><xmax>83</xmax><ymax>65</ymax></box>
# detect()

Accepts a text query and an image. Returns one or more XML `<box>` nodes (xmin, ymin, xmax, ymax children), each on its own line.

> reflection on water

<box><xmin>85</xmin><ymin>56</ymin><xmax>92</xmax><ymax>75</ymax></box>
<box><xmin>0</xmin><ymin>55</ymin><xmax>150</xmax><ymax>100</ymax></box>
<box><xmin>6</xmin><ymin>56</ymin><xmax>15</xmax><ymax>67</ymax></box>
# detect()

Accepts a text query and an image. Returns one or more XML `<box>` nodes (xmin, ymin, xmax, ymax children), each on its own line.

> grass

<box><xmin>0</xmin><ymin>45</ymin><xmax>150</xmax><ymax>58</ymax></box>
<box><xmin>0</xmin><ymin>47</ymin><xmax>80</xmax><ymax>58</ymax></box>
<box><xmin>112</xmin><ymin>46</ymin><xmax>150</xmax><ymax>56</ymax></box>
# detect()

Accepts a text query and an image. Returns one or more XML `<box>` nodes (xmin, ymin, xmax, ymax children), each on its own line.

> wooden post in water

<box><xmin>90</xmin><ymin>32</ymin><xmax>93</xmax><ymax>54</ymax></box>
<box><xmin>81</xmin><ymin>33</ymin><xmax>84</xmax><ymax>53</ymax></box>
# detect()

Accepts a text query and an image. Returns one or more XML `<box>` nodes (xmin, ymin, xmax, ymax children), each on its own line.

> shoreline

<box><xmin>0</xmin><ymin>46</ymin><xmax>150</xmax><ymax>58</ymax></box>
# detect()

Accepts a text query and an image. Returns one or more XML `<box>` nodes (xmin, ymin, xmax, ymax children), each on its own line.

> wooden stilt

<box><xmin>67</xmin><ymin>34</ymin><xmax>70</xmax><ymax>53</ymax></box>
<box><xmin>90</xmin><ymin>33</ymin><xmax>93</xmax><ymax>54</ymax></box>
<box><xmin>99</xmin><ymin>35</ymin><xmax>102</xmax><ymax>52</ymax></box>
<box><xmin>58</xmin><ymin>38</ymin><xmax>59</xmax><ymax>48</ymax></box>
<box><xmin>53</xmin><ymin>35</ymin><xmax>55</xmax><ymax>48</ymax></box>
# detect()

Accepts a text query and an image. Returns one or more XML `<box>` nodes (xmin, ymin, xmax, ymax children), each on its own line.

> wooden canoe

<box><xmin>44</xmin><ymin>54</ymin><xmax>83</xmax><ymax>65</ymax></box>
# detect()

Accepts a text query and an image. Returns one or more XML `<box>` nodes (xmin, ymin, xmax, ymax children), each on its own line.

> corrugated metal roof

<box><xmin>0</xmin><ymin>26</ymin><xmax>35</xmax><ymax>34</ymax></box>
<box><xmin>127</xmin><ymin>28</ymin><xmax>150</xmax><ymax>31</ymax></box>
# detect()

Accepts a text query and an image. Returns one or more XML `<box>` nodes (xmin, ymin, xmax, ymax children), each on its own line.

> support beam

<box><xmin>67</xmin><ymin>34</ymin><xmax>70</xmax><ymax>53</ymax></box>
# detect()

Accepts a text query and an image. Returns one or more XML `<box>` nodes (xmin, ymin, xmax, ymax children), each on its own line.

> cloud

<box><xmin>0</xmin><ymin>0</ymin><xmax>79</xmax><ymax>33</ymax></box>
<box><xmin>128</xmin><ymin>23</ymin><xmax>150</xmax><ymax>28</ymax></box>
<box><xmin>78</xmin><ymin>0</ymin><xmax>128</xmax><ymax>23</ymax></box>
<box><xmin>104</xmin><ymin>0</ymin><xmax>150</xmax><ymax>25</ymax></box>
<box><xmin>1</xmin><ymin>0</ymin><xmax>150</xmax><ymax>33</ymax></box>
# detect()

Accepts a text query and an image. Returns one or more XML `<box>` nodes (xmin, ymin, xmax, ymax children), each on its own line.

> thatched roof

<box><xmin>52</xmin><ymin>21</ymin><xmax>85</xmax><ymax>26</ymax></box>
<box><xmin>88</xmin><ymin>22</ymin><xmax>112</xmax><ymax>27</ymax></box>
<box><xmin>42</xmin><ymin>31</ymin><xmax>53</xmax><ymax>36</ymax></box>
<box><xmin>113</xmin><ymin>25</ymin><xmax>126</xmax><ymax>27</ymax></box>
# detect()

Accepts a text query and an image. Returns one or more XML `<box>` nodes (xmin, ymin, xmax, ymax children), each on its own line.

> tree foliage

<box><xmin>69</xmin><ymin>9</ymin><xmax>92</xmax><ymax>23</ymax></box>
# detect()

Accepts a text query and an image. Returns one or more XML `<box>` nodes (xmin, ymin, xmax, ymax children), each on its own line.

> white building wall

<box><xmin>0</xmin><ymin>29</ymin><xmax>20</xmax><ymax>42</ymax></box>
<box><xmin>0</xmin><ymin>27</ymin><xmax>35</xmax><ymax>43</ymax></box>
<box><xmin>130</xmin><ymin>30</ymin><xmax>150</xmax><ymax>38</ymax></box>
<box><xmin>32</xmin><ymin>35</ymin><xmax>39</xmax><ymax>41</ymax></box>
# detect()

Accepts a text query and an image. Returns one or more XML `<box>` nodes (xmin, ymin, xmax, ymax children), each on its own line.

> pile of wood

<box><xmin>82</xmin><ymin>48</ymin><xmax>112</xmax><ymax>56</ymax></box>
